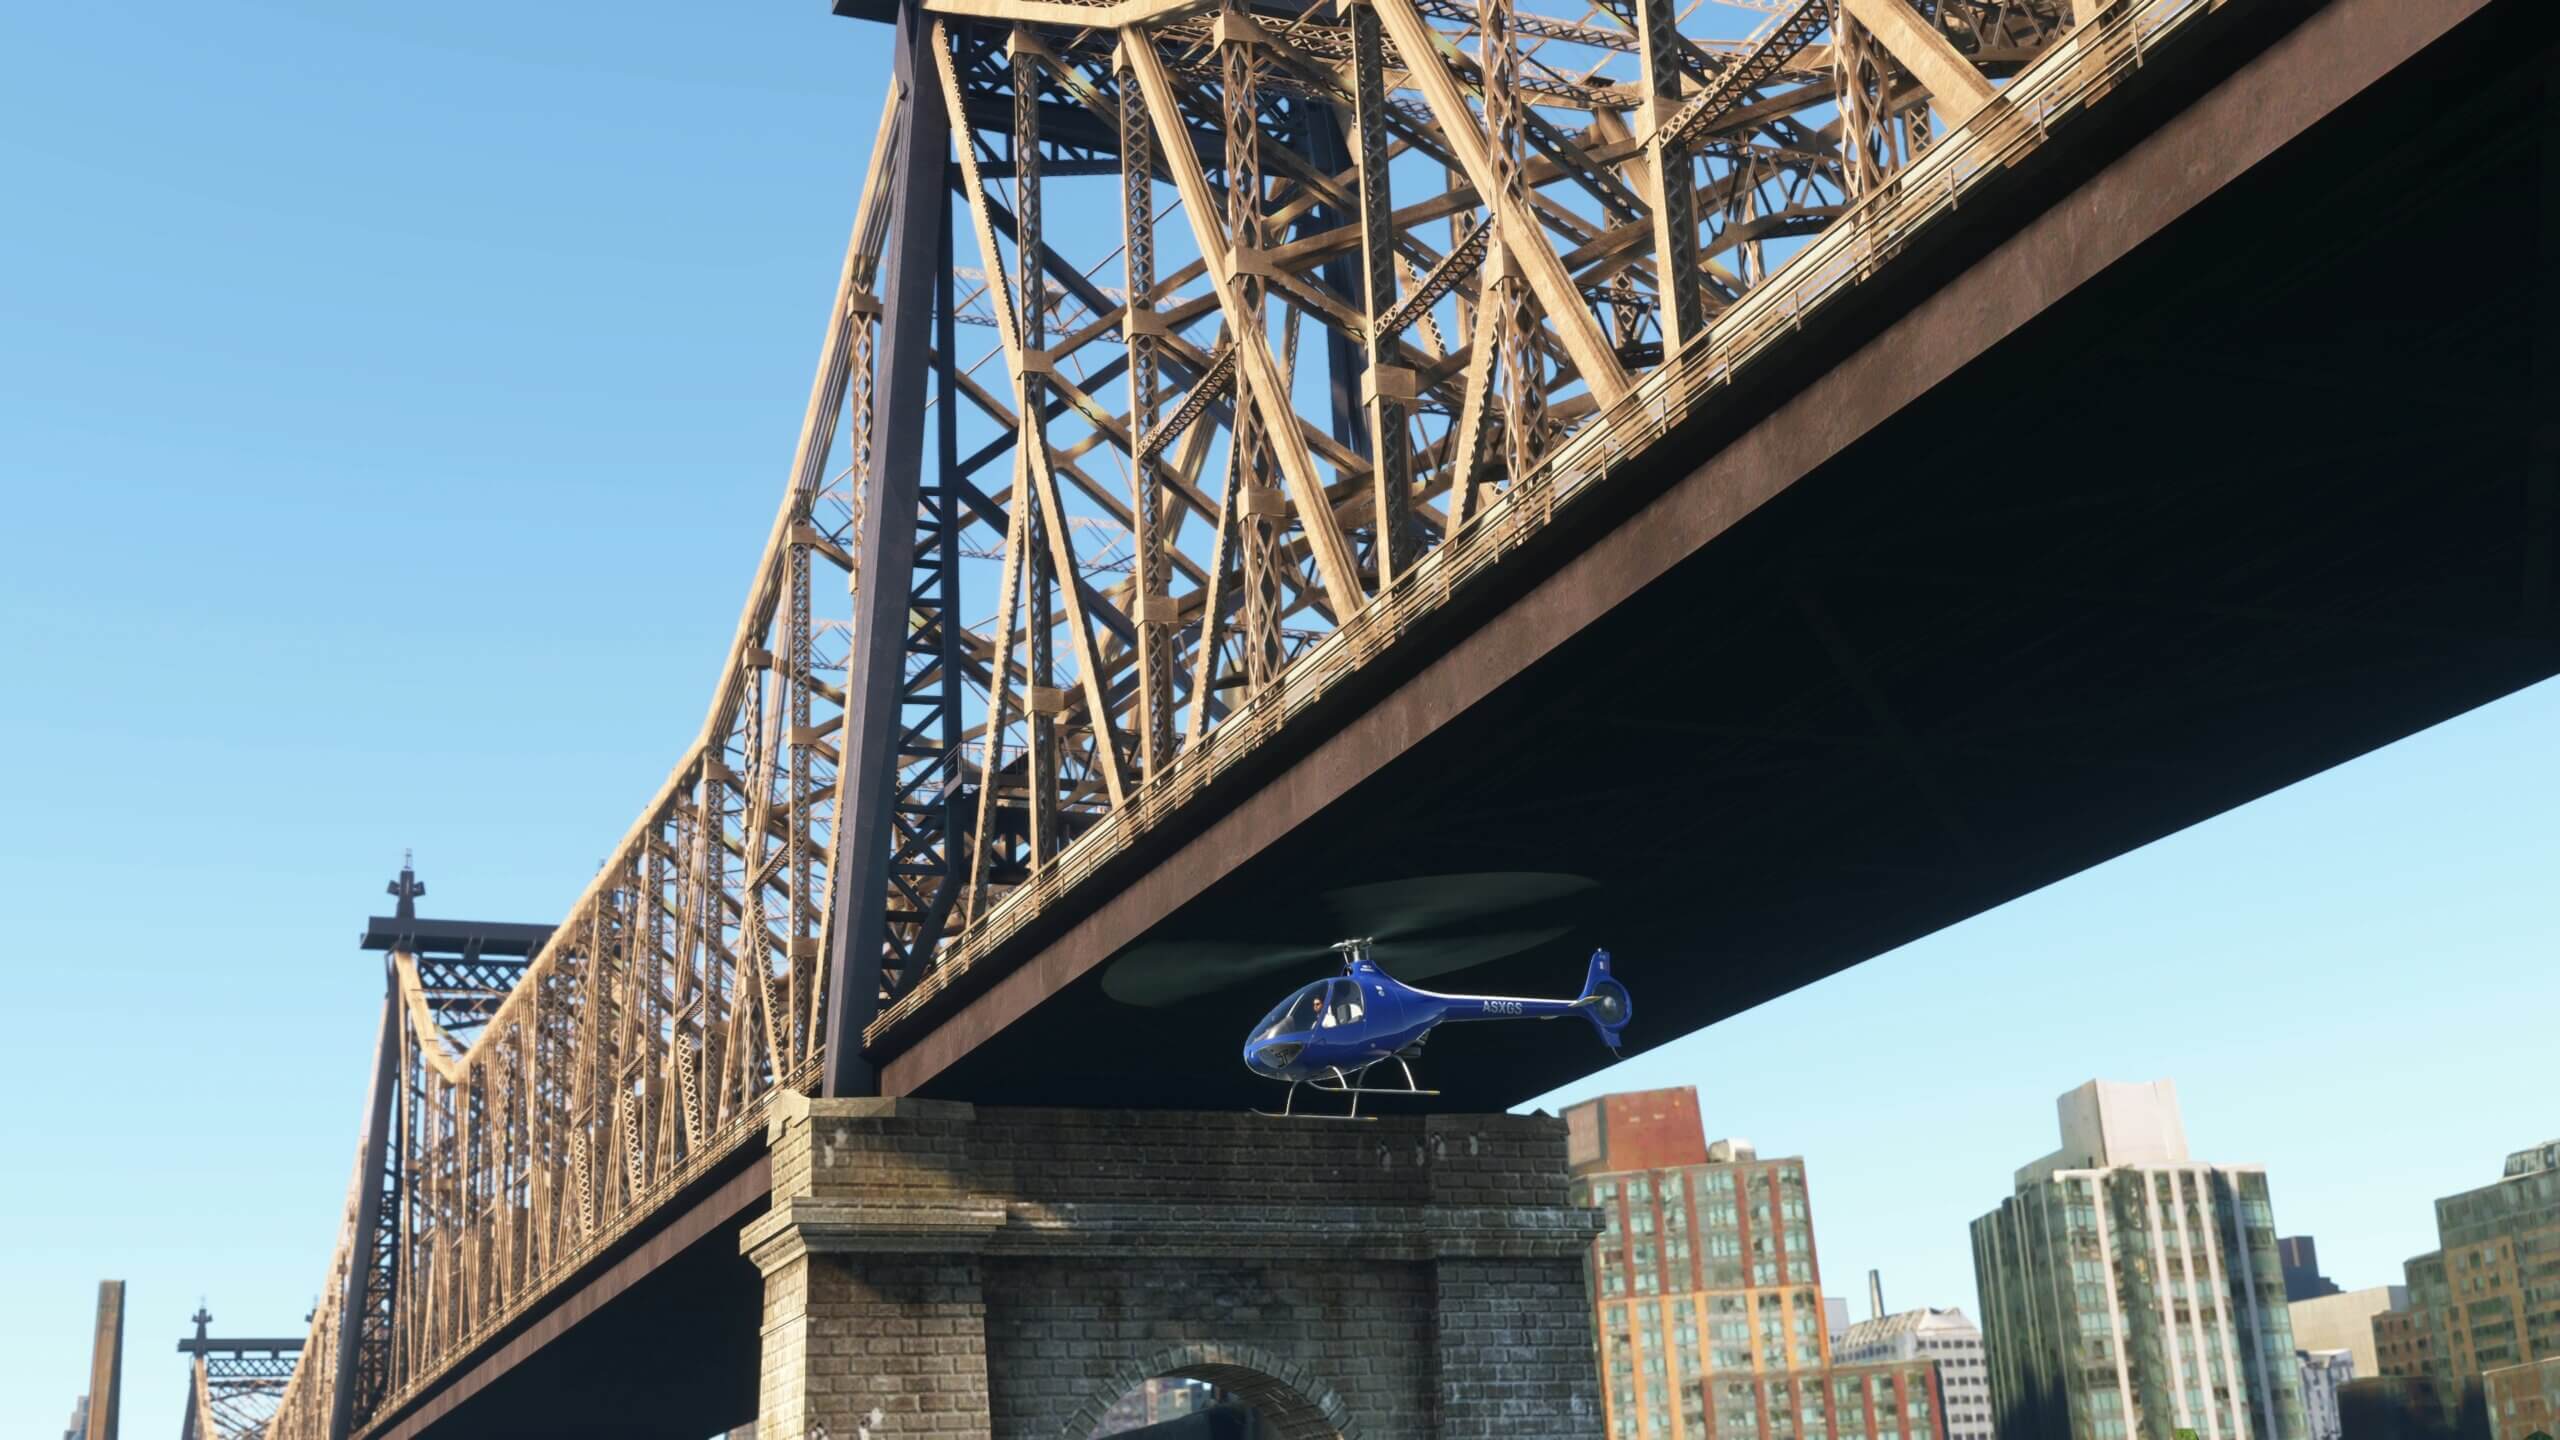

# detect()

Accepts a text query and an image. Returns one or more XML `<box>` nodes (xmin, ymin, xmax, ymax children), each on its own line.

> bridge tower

<box><xmin>178</xmin><ymin>1308</ymin><xmax>302</xmax><ymax>1440</ymax></box>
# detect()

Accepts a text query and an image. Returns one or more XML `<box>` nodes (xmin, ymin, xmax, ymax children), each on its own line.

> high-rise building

<box><xmin>62</xmin><ymin>1397</ymin><xmax>89</xmax><ymax>1440</ymax></box>
<box><xmin>1836</xmin><ymin>1306</ymin><xmax>1997</xmax><ymax>1440</ymax></box>
<box><xmin>1970</xmin><ymin>1079</ymin><xmax>2308</xmax><ymax>1440</ymax></box>
<box><xmin>2291</xmin><ymin>1287</ymin><xmax>2408</xmax><ymax>1379</ymax></box>
<box><xmin>2301</xmin><ymin>1350</ymin><xmax>2354</xmax><ymax>1440</ymax></box>
<box><xmin>1567</xmin><ymin>1087</ymin><xmax>1949</xmax><ymax>1440</ymax></box>
<box><xmin>2374</xmin><ymin>1141</ymin><xmax>2560</xmax><ymax>1430</ymax></box>
<box><xmin>2284</xmin><ymin>1240</ymin><xmax>2347</xmax><ymax>1303</ymax></box>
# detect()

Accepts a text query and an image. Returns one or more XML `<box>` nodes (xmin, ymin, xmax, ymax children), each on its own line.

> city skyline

<box><xmin>6</xmin><ymin>2</ymin><xmax>2558</xmax><ymax>1434</ymax></box>
<box><xmin>1524</xmin><ymin>681</ymin><xmax>2560</xmax><ymax>1364</ymax></box>
<box><xmin>14</xmin><ymin>692</ymin><xmax>2553</xmax><ymax>1435</ymax></box>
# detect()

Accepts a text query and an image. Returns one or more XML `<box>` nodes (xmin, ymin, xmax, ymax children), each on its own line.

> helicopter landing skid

<box><xmin>1254</xmin><ymin>1060</ymin><xmax>1440</xmax><ymax>1121</ymax></box>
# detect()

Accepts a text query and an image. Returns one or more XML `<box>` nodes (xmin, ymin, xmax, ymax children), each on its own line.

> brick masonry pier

<box><xmin>740</xmin><ymin>1097</ymin><xmax>1605</xmax><ymax>1438</ymax></box>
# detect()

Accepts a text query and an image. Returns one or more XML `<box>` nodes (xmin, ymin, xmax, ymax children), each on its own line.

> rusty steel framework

<box><xmin>244</xmin><ymin>0</ymin><xmax>2246</xmax><ymax>1428</ymax></box>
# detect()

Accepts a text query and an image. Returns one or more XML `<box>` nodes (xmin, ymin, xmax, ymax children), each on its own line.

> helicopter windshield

<box><xmin>1256</xmin><ymin>983</ymin><xmax>1329</xmax><ymax>1040</ymax></box>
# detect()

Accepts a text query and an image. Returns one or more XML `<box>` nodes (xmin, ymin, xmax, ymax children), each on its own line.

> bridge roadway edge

<box><xmin>876</xmin><ymin>0</ymin><xmax>2528</xmax><ymax>1098</ymax></box>
<box><xmin>360</xmin><ymin>1138</ymin><xmax>773</xmax><ymax>1440</ymax></box>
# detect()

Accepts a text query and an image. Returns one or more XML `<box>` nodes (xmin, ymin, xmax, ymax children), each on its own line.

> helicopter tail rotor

<box><xmin>1570</xmin><ymin>949</ymin><xmax>1633</xmax><ymax>1052</ymax></box>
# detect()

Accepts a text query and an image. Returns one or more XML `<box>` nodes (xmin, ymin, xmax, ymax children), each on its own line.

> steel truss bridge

<box><xmin>228</xmin><ymin>0</ymin><xmax>2556</xmax><ymax>1431</ymax></box>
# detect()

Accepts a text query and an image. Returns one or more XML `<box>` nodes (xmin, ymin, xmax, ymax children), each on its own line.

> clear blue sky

<box><xmin>2</xmin><ymin>2</ymin><xmax>2553</xmax><ymax>1435</ymax></box>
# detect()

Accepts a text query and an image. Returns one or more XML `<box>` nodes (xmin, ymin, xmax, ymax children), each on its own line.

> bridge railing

<box><xmin>865</xmin><ymin>0</ymin><xmax>2231</xmax><ymax>1047</ymax></box>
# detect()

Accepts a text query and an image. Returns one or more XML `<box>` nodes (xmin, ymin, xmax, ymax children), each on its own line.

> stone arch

<box><xmin>1060</xmin><ymin>1342</ymin><xmax>1365</xmax><ymax>1440</ymax></box>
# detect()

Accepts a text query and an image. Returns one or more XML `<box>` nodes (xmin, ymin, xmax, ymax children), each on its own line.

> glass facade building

<box><xmin>1970</xmin><ymin>1081</ymin><xmax>2307</xmax><ymax>1440</ymax></box>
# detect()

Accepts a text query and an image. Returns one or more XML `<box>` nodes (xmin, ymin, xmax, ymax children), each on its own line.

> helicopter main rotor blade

<box><xmin>1315</xmin><ymin>871</ymin><xmax>1595</xmax><ymax>939</ymax></box>
<box><xmin>1100</xmin><ymin>925</ymin><xmax>1573</xmax><ymax>1007</ymax></box>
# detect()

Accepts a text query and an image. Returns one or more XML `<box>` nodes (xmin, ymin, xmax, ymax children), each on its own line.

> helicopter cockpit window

<box><xmin>1259</xmin><ymin>984</ymin><xmax>1328</xmax><ymax>1040</ymax></box>
<box><xmin>1327</xmin><ymin>979</ymin><xmax>1366</xmax><ymax>1026</ymax></box>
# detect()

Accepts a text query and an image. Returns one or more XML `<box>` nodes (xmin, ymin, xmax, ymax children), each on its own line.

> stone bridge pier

<box><xmin>740</xmin><ymin>1096</ymin><xmax>1604</xmax><ymax>1439</ymax></box>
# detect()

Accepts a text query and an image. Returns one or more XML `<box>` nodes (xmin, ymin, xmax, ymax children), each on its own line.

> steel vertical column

<box><xmin>1119</xmin><ymin>58</ymin><xmax>1176</xmax><ymax>776</ymax></box>
<box><xmin>1223</xmin><ymin>7</ymin><xmax>1285</xmax><ymax>688</ymax></box>
<box><xmin>1484</xmin><ymin>0</ymin><xmax>1547</xmax><ymax>486</ymax></box>
<box><xmin>1349</xmin><ymin>1</ymin><xmax>1416</xmax><ymax>586</ymax></box>
<box><xmin>896</xmin><ymin>217</ymin><xmax>965</xmax><ymax>968</ymax></box>
<box><xmin>1013</xmin><ymin>33</ymin><xmax>1061</xmax><ymax>866</ymax></box>
<box><xmin>822</xmin><ymin>0</ymin><xmax>953</xmax><ymax>1098</ymax></box>
<box><xmin>1634</xmin><ymin>0</ymin><xmax>1703</xmax><ymax>353</ymax></box>
<box><xmin>1294</xmin><ymin>101</ymin><xmax>1368</xmax><ymax>458</ymax></box>
<box><xmin>328</xmin><ymin>990</ymin><xmax>401</xmax><ymax>1439</ymax></box>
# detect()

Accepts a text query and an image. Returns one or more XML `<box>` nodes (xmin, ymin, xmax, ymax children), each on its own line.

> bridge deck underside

<box><xmin>906</xmin><ymin>0</ymin><xmax>2560</xmax><ymax>1112</ymax></box>
<box><xmin>369</xmin><ymin>1166</ymin><xmax>765</xmax><ymax>1439</ymax></box>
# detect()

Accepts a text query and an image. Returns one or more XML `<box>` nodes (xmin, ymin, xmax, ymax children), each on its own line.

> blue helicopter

<box><xmin>1241</xmin><ymin>938</ymin><xmax>1632</xmax><ymax>1118</ymax></box>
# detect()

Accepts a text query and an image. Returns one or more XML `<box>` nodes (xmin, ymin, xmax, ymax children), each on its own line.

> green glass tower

<box><xmin>1971</xmin><ymin>1081</ymin><xmax>2307</xmax><ymax>1440</ymax></box>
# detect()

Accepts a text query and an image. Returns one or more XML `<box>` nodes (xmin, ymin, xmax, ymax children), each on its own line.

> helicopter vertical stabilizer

<box><xmin>1573</xmin><ymin>949</ymin><xmax>1633</xmax><ymax>1051</ymax></box>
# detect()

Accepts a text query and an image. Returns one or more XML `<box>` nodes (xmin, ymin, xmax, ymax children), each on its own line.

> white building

<box><xmin>1971</xmin><ymin>1079</ymin><xmax>2308</xmax><ymax>1440</ymax></box>
<box><xmin>2296</xmin><ymin>1349</ymin><xmax>2352</xmax><ymax>1440</ymax></box>
<box><xmin>1836</xmin><ymin>1306</ymin><xmax>1997</xmax><ymax>1440</ymax></box>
